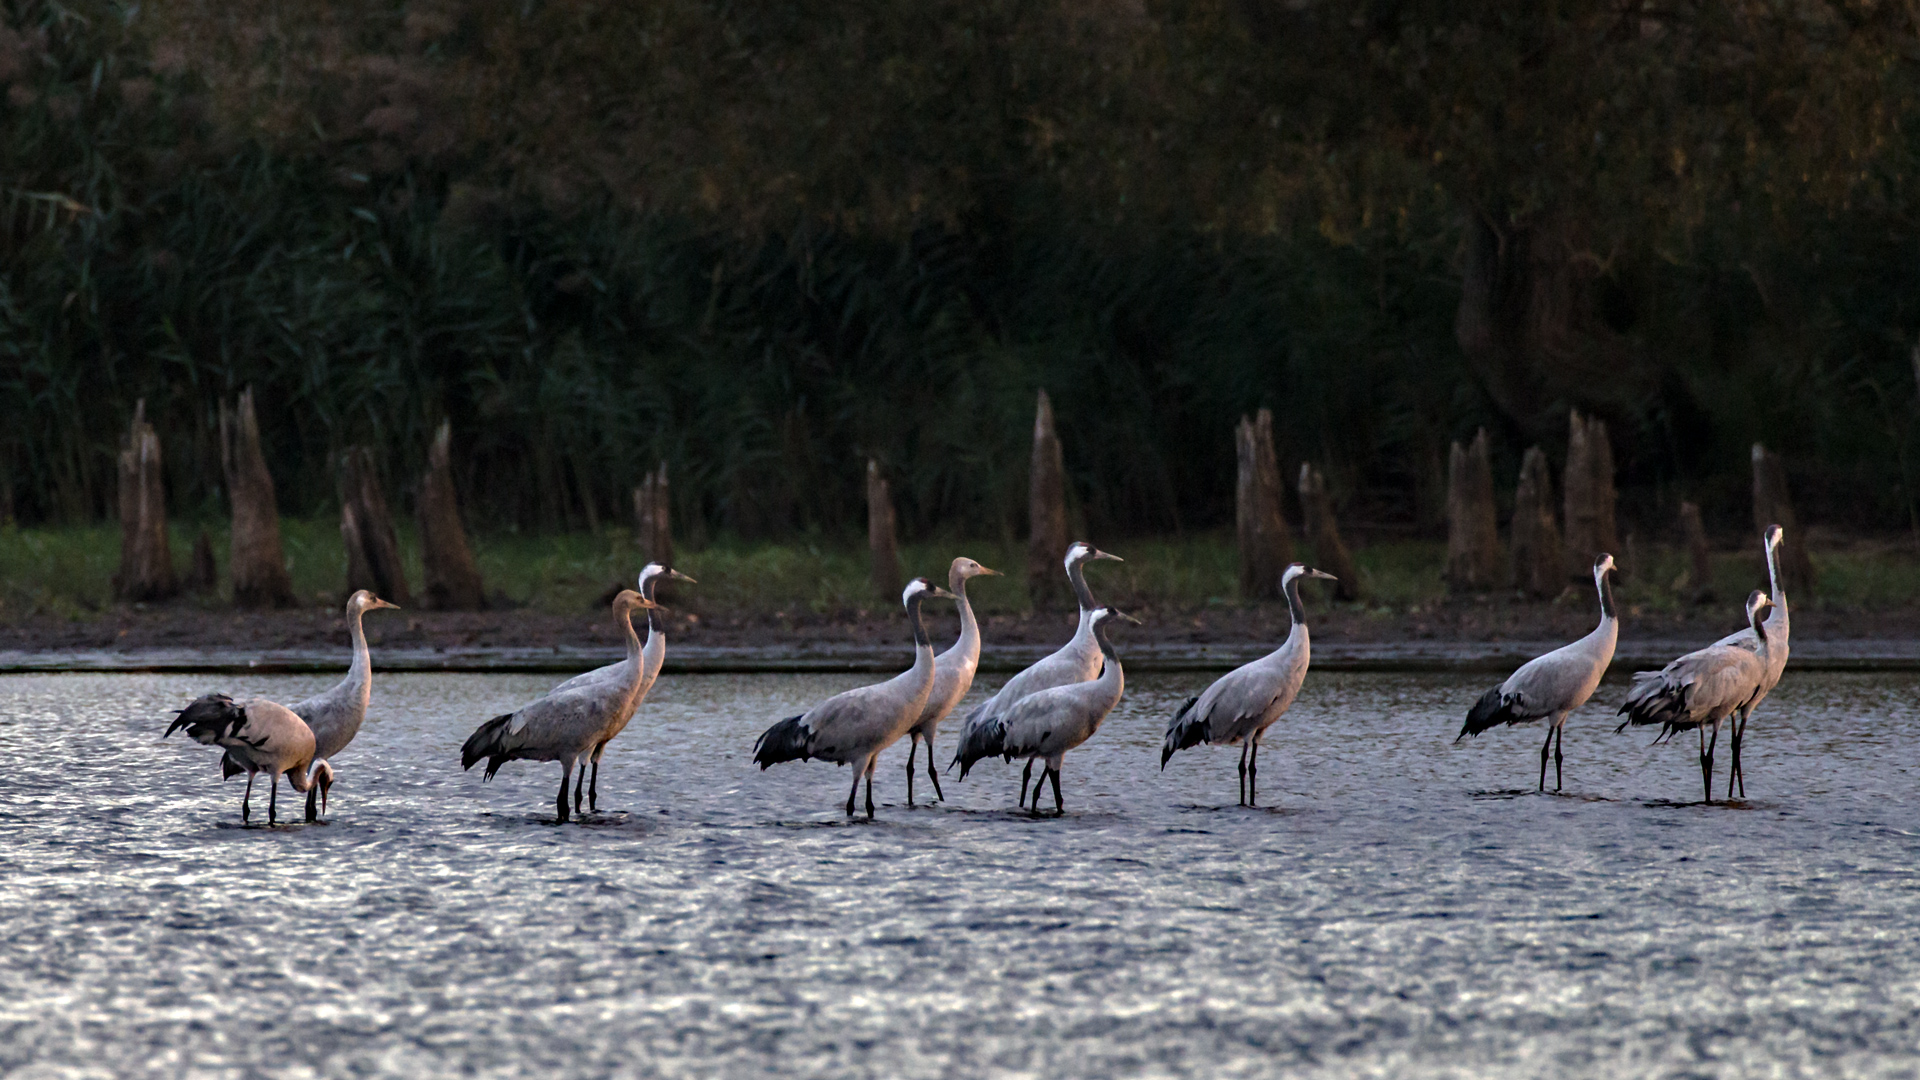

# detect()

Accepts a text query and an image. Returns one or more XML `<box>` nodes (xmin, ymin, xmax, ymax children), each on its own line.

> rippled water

<box><xmin>1</xmin><ymin>669</ymin><xmax>1916</xmax><ymax>1078</ymax></box>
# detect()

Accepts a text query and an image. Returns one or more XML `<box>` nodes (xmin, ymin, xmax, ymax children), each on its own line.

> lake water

<box><xmin>0</xmin><ymin>669</ymin><xmax>1916</xmax><ymax>1078</ymax></box>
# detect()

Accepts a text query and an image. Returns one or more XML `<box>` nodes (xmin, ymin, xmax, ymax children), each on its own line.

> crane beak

<box><xmin>1307</xmin><ymin>569</ymin><xmax>1338</xmax><ymax>581</ymax></box>
<box><xmin>374</xmin><ymin>599</ymin><xmax>400</xmax><ymax>611</ymax></box>
<box><xmin>1091</xmin><ymin>549</ymin><xmax>1124</xmax><ymax>562</ymax></box>
<box><xmin>668</xmin><ymin>570</ymin><xmax>698</xmax><ymax>584</ymax></box>
<box><xmin>1110</xmin><ymin>609</ymin><xmax>1143</xmax><ymax>625</ymax></box>
<box><xmin>976</xmin><ymin>565</ymin><xmax>1003</xmax><ymax>577</ymax></box>
<box><xmin>928</xmin><ymin>586</ymin><xmax>959</xmax><ymax>601</ymax></box>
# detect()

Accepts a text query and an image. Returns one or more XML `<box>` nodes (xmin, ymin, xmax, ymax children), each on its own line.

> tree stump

<box><xmin>1297</xmin><ymin>462</ymin><xmax>1360</xmax><ymax>601</ymax></box>
<box><xmin>218</xmin><ymin>387</ymin><xmax>296</xmax><ymax>609</ymax></box>
<box><xmin>1752</xmin><ymin>443</ymin><xmax>1815</xmax><ymax>596</ymax></box>
<box><xmin>1563</xmin><ymin>410</ymin><xmax>1620</xmax><ymax>578</ymax></box>
<box><xmin>1508</xmin><ymin>445</ymin><xmax>1562</xmax><ymax>599</ymax></box>
<box><xmin>867</xmin><ymin>459</ymin><xmax>903</xmax><ymax>601</ymax></box>
<box><xmin>418</xmin><ymin>421</ymin><xmax>486</xmax><ymax>610</ymax></box>
<box><xmin>632</xmin><ymin>461</ymin><xmax>672</xmax><ymax>567</ymax></box>
<box><xmin>1236</xmin><ymin>408</ymin><xmax>1294</xmax><ymax>600</ymax></box>
<box><xmin>1027</xmin><ymin>389</ymin><xmax>1071</xmax><ymax>606</ymax></box>
<box><xmin>186</xmin><ymin>530</ymin><xmax>218</xmax><ymax>594</ymax></box>
<box><xmin>1445</xmin><ymin>429</ymin><xmax>1501</xmax><ymax>593</ymax></box>
<box><xmin>338</xmin><ymin>446</ymin><xmax>411</xmax><ymax>605</ymax></box>
<box><xmin>1678</xmin><ymin>500</ymin><xmax>1714</xmax><ymax>603</ymax></box>
<box><xmin>113</xmin><ymin>400</ymin><xmax>178</xmax><ymax>603</ymax></box>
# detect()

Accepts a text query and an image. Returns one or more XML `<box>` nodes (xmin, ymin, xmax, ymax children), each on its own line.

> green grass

<box><xmin>2</xmin><ymin>519</ymin><xmax>1919</xmax><ymax>620</ymax></box>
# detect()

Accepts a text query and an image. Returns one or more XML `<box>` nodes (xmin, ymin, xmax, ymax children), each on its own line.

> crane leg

<box><xmin>1049</xmin><ymin>767</ymin><xmax>1064</xmax><ymax>816</ymax></box>
<box><xmin>1028</xmin><ymin>764</ymin><xmax>1049</xmax><ymax>810</ymax></box>
<box><xmin>906</xmin><ymin>737</ymin><xmax>918</xmax><ymax>807</ymax></box>
<box><xmin>1018</xmin><ymin>759</ymin><xmax>1034</xmax><ymax>807</ymax></box>
<box><xmin>1237</xmin><ymin>743</ymin><xmax>1249</xmax><ymax>806</ymax></box>
<box><xmin>268</xmin><ymin>774</ymin><xmax>279</xmax><ymax>826</ymax></box>
<box><xmin>1704</xmin><ymin>723</ymin><xmax>1720</xmax><ymax>805</ymax></box>
<box><xmin>574</xmin><ymin>761</ymin><xmax>586</xmax><ymax>817</ymax></box>
<box><xmin>1553</xmin><ymin>725</ymin><xmax>1565</xmax><ymax>792</ymax></box>
<box><xmin>588</xmin><ymin>748</ymin><xmax>602</xmax><ymax>813</ymax></box>
<box><xmin>926</xmin><ymin>739</ymin><xmax>945</xmax><ymax>802</ymax></box>
<box><xmin>1538</xmin><ymin>725</ymin><xmax>1554</xmax><ymax>792</ymax></box>
<box><xmin>556</xmin><ymin>761</ymin><xmax>573</xmax><ymax>824</ymax></box>
<box><xmin>241</xmin><ymin>771</ymin><xmax>255</xmax><ymax>824</ymax></box>
<box><xmin>845</xmin><ymin>767</ymin><xmax>862</xmax><ymax>817</ymax></box>
<box><xmin>305</xmin><ymin>784</ymin><xmax>319</xmax><ymax>824</ymax></box>
<box><xmin>1729</xmin><ymin>713</ymin><xmax>1747</xmax><ymax>800</ymax></box>
<box><xmin>1247</xmin><ymin>741</ymin><xmax>1260</xmax><ymax>808</ymax></box>
<box><xmin>864</xmin><ymin>762</ymin><xmax>876</xmax><ymax>819</ymax></box>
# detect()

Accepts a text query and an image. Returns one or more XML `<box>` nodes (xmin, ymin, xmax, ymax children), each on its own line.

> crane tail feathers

<box><xmin>168</xmin><ymin>694</ymin><xmax>246</xmax><ymax>745</ymax></box>
<box><xmin>1615</xmin><ymin>672</ymin><xmax>1688</xmax><ymax>734</ymax></box>
<box><xmin>1161</xmin><ymin>695</ymin><xmax>1208</xmax><ymax>768</ymax></box>
<box><xmin>1458</xmin><ymin>685</ymin><xmax>1518</xmax><ymax>740</ymax></box>
<box><xmin>950</xmin><ymin>717</ymin><xmax>1005</xmax><ymax>781</ymax></box>
<box><xmin>752</xmin><ymin>715</ymin><xmax>811</xmax><ymax>769</ymax></box>
<box><xmin>220</xmin><ymin>751</ymin><xmax>245</xmax><ymax>780</ymax></box>
<box><xmin>461</xmin><ymin>714</ymin><xmax>514</xmax><ymax>773</ymax></box>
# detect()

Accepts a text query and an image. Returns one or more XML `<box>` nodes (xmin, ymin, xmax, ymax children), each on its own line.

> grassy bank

<box><xmin>3</xmin><ymin>520</ymin><xmax>1918</xmax><ymax>623</ymax></box>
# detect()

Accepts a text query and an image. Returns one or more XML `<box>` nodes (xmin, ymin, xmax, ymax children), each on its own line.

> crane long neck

<box><xmin>1067</xmin><ymin>557</ymin><xmax>1098</xmax><ymax>613</ymax></box>
<box><xmin>907</xmin><ymin>595</ymin><xmax>931</xmax><ymax>652</ymax></box>
<box><xmin>1596</xmin><ymin>570</ymin><xmax>1615</xmax><ymax>622</ymax></box>
<box><xmin>618</xmin><ymin>603</ymin><xmax>644</xmax><ymax>678</ymax></box>
<box><xmin>1282</xmin><ymin>574</ymin><xmax>1307</xmax><ymax>629</ymax></box>
<box><xmin>1091</xmin><ymin>623</ymin><xmax>1125</xmax><ymax>694</ymax></box>
<box><xmin>1765</xmin><ymin>539</ymin><xmax>1787</xmax><ymax>612</ymax></box>
<box><xmin>949</xmin><ymin>570</ymin><xmax>980</xmax><ymax>655</ymax></box>
<box><xmin>344</xmin><ymin>604</ymin><xmax>372</xmax><ymax>698</ymax></box>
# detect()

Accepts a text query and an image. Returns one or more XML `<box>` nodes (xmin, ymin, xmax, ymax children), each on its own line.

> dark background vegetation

<box><xmin>5</xmin><ymin>0</ymin><xmax>1920</xmax><ymax>545</ymax></box>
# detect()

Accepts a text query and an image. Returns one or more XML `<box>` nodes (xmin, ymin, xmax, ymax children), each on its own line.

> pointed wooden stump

<box><xmin>1509</xmin><ymin>445</ymin><xmax>1562</xmax><ymax>599</ymax></box>
<box><xmin>1678</xmin><ymin>499</ymin><xmax>1714</xmax><ymax>603</ymax></box>
<box><xmin>1445</xmin><ymin>429</ymin><xmax>1501</xmax><ymax>593</ymax></box>
<box><xmin>1297</xmin><ymin>462</ymin><xmax>1360</xmax><ymax>601</ymax></box>
<box><xmin>1027</xmin><ymin>389</ymin><xmax>1071</xmax><ymax>606</ymax></box>
<box><xmin>632</xmin><ymin>461</ymin><xmax>673</xmax><ymax>567</ymax></box>
<box><xmin>113</xmin><ymin>400</ymin><xmax>178</xmax><ymax>603</ymax></box>
<box><xmin>1752</xmin><ymin>443</ymin><xmax>1814</xmax><ymax>596</ymax></box>
<box><xmin>418</xmin><ymin>421</ymin><xmax>486</xmax><ymax>610</ymax></box>
<box><xmin>1564</xmin><ymin>410</ymin><xmax>1620</xmax><ymax>579</ymax></box>
<box><xmin>867</xmin><ymin>459</ymin><xmax>903</xmax><ymax>601</ymax></box>
<box><xmin>219</xmin><ymin>387</ymin><xmax>296</xmax><ymax>609</ymax></box>
<box><xmin>1236</xmin><ymin>408</ymin><xmax>1294</xmax><ymax>600</ymax></box>
<box><xmin>339</xmin><ymin>446</ymin><xmax>411</xmax><ymax>605</ymax></box>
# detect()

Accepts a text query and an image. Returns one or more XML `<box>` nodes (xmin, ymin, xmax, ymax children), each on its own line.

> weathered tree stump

<box><xmin>1236</xmin><ymin>408</ymin><xmax>1294</xmax><ymax>600</ymax></box>
<box><xmin>1563</xmin><ymin>410</ymin><xmax>1620</xmax><ymax>578</ymax></box>
<box><xmin>418</xmin><ymin>421</ymin><xmax>486</xmax><ymax>610</ymax></box>
<box><xmin>1027</xmin><ymin>389</ymin><xmax>1071</xmax><ymax>606</ymax></box>
<box><xmin>867</xmin><ymin>459</ymin><xmax>903</xmax><ymax>601</ymax></box>
<box><xmin>218</xmin><ymin>387</ymin><xmax>296</xmax><ymax>609</ymax></box>
<box><xmin>1445</xmin><ymin>428</ymin><xmax>1501</xmax><ymax>593</ymax></box>
<box><xmin>1509</xmin><ymin>445</ymin><xmax>1562</xmax><ymax>599</ymax></box>
<box><xmin>113</xmin><ymin>400</ymin><xmax>178</xmax><ymax>603</ymax></box>
<box><xmin>1678</xmin><ymin>499</ymin><xmax>1714</xmax><ymax>602</ymax></box>
<box><xmin>1297</xmin><ymin>462</ymin><xmax>1360</xmax><ymax>601</ymax></box>
<box><xmin>186</xmin><ymin>530</ymin><xmax>218</xmax><ymax>594</ymax></box>
<box><xmin>631</xmin><ymin>461</ymin><xmax>673</xmax><ymax>567</ymax></box>
<box><xmin>1752</xmin><ymin>443</ymin><xmax>1815</xmax><ymax>596</ymax></box>
<box><xmin>338</xmin><ymin>446</ymin><xmax>411</xmax><ymax>605</ymax></box>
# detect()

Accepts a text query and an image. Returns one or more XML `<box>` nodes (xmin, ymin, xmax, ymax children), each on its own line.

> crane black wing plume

<box><xmin>166</xmin><ymin>694</ymin><xmax>249</xmax><ymax>745</ymax></box>
<box><xmin>752</xmin><ymin>715</ymin><xmax>812</xmax><ymax>769</ymax></box>
<box><xmin>1160</xmin><ymin>695</ymin><xmax>1208</xmax><ymax>768</ymax></box>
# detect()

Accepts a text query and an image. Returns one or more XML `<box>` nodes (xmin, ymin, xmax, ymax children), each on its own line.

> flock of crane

<box><xmin>164</xmin><ymin>528</ymin><xmax>1794</xmax><ymax>825</ymax></box>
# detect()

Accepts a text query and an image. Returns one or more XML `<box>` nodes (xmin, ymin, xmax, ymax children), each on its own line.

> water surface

<box><xmin>1</xmin><ymin>670</ymin><xmax>1916</xmax><ymax>1078</ymax></box>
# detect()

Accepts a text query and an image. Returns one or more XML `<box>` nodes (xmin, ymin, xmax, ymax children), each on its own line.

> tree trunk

<box><xmin>1678</xmin><ymin>499</ymin><xmax>1714</xmax><ymax>603</ymax></box>
<box><xmin>218</xmin><ymin>387</ymin><xmax>296</xmax><ymax>609</ymax></box>
<box><xmin>1297</xmin><ymin>462</ymin><xmax>1360</xmax><ymax>601</ymax></box>
<box><xmin>186</xmin><ymin>530</ymin><xmax>218</xmax><ymax>594</ymax></box>
<box><xmin>113</xmin><ymin>400</ymin><xmax>178</xmax><ymax>603</ymax></box>
<box><xmin>1563</xmin><ymin>410</ymin><xmax>1620</xmax><ymax>578</ymax></box>
<box><xmin>632</xmin><ymin>461</ymin><xmax>673</xmax><ymax>566</ymax></box>
<box><xmin>1027</xmin><ymin>389</ymin><xmax>1071</xmax><ymax>606</ymax></box>
<box><xmin>338</xmin><ymin>446</ymin><xmax>411</xmax><ymax>605</ymax></box>
<box><xmin>418</xmin><ymin>420</ymin><xmax>486</xmax><ymax>610</ymax></box>
<box><xmin>1445</xmin><ymin>428</ymin><xmax>1501</xmax><ymax>593</ymax></box>
<box><xmin>867</xmin><ymin>458</ymin><xmax>903</xmax><ymax>601</ymax></box>
<box><xmin>1236</xmin><ymin>408</ymin><xmax>1294</xmax><ymax>600</ymax></box>
<box><xmin>1508</xmin><ymin>445</ymin><xmax>1562</xmax><ymax>599</ymax></box>
<box><xmin>1752</xmin><ymin>443</ymin><xmax>1815</xmax><ymax>596</ymax></box>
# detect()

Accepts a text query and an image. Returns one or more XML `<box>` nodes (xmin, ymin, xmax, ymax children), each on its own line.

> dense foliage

<box><xmin>4</xmin><ymin>0</ymin><xmax>1920</xmax><ymax>540</ymax></box>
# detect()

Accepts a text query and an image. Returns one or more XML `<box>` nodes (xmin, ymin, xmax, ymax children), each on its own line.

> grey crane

<box><xmin>287</xmin><ymin>589</ymin><xmax>399</xmax><ymax>821</ymax></box>
<box><xmin>752</xmin><ymin>578</ymin><xmax>957</xmax><ymax>817</ymax></box>
<box><xmin>1162</xmin><ymin>563</ymin><xmax>1338</xmax><ymax>806</ymax></box>
<box><xmin>1617</xmin><ymin>590</ymin><xmax>1775</xmax><ymax>803</ymax></box>
<box><xmin>459</xmin><ymin>590</ymin><xmax>659</xmax><ymax>823</ymax></box>
<box><xmin>1709</xmin><ymin>524</ymin><xmax>1790</xmax><ymax>798</ymax></box>
<box><xmin>1458</xmin><ymin>553</ymin><xmax>1619</xmax><ymax>791</ymax></box>
<box><xmin>986</xmin><ymin>607</ymin><xmax>1137</xmax><ymax>815</ymax></box>
<box><xmin>902</xmin><ymin>557</ymin><xmax>1002</xmax><ymax>805</ymax></box>
<box><xmin>166</xmin><ymin>694</ymin><xmax>333</xmax><ymax>825</ymax></box>
<box><xmin>549</xmin><ymin>562</ymin><xmax>697</xmax><ymax>814</ymax></box>
<box><xmin>950</xmin><ymin>541</ymin><xmax>1122</xmax><ymax>792</ymax></box>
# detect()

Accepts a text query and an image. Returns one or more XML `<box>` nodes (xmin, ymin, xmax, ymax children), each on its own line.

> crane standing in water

<box><xmin>901</xmin><ymin>557</ymin><xmax>1001</xmax><ymax>805</ymax></box>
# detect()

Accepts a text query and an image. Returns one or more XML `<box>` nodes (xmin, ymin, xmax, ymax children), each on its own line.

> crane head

<box><xmin>1283</xmin><ymin>563</ymin><xmax>1338</xmax><ymax>585</ymax></box>
<box><xmin>1764</xmin><ymin>523</ymin><xmax>1784</xmax><ymax>550</ymax></box>
<box><xmin>310</xmin><ymin>759</ymin><xmax>334</xmax><ymax>817</ymax></box>
<box><xmin>949</xmin><ymin>557</ymin><xmax>1002</xmax><ymax>579</ymax></box>
<box><xmin>1065</xmin><ymin>541</ymin><xmax>1123</xmax><ymax>567</ymax></box>
<box><xmin>349</xmin><ymin>589</ymin><xmax>401</xmax><ymax>614</ymax></box>
<box><xmin>1592</xmin><ymin>553</ymin><xmax>1616</xmax><ymax>578</ymax></box>
<box><xmin>1092</xmin><ymin>607</ymin><xmax>1142</xmax><ymax>627</ymax></box>
<box><xmin>902</xmin><ymin>578</ymin><xmax>958</xmax><ymax>606</ymax></box>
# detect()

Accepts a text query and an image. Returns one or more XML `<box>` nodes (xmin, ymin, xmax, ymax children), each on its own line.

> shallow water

<box><xmin>0</xmin><ymin>669</ymin><xmax>1916</xmax><ymax>1079</ymax></box>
